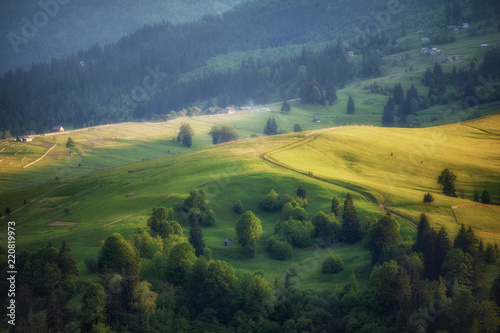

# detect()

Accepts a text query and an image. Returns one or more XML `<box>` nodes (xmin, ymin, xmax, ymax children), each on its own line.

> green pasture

<box><xmin>268</xmin><ymin>114</ymin><xmax>500</xmax><ymax>243</ymax></box>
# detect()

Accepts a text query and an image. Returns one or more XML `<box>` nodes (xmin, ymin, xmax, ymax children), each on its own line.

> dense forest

<box><xmin>0</xmin><ymin>0</ymin><xmax>250</xmax><ymax>73</ymax></box>
<box><xmin>2</xmin><ymin>186</ymin><xmax>500</xmax><ymax>332</ymax></box>
<box><xmin>5</xmin><ymin>0</ymin><xmax>500</xmax><ymax>135</ymax></box>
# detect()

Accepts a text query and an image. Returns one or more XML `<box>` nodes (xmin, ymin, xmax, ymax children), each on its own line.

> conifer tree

<box><xmin>46</xmin><ymin>286</ymin><xmax>67</xmax><ymax>333</ymax></box>
<box><xmin>188</xmin><ymin>212</ymin><xmax>205</xmax><ymax>257</ymax></box>
<box><xmin>438</xmin><ymin>169</ymin><xmax>457</xmax><ymax>197</ymax></box>
<box><xmin>57</xmin><ymin>240</ymin><xmax>78</xmax><ymax>280</ymax></box>
<box><xmin>347</xmin><ymin>95</ymin><xmax>355</xmax><ymax>114</ymax></box>
<box><xmin>297</xmin><ymin>185</ymin><xmax>307</xmax><ymax>199</ymax></box>
<box><xmin>331</xmin><ymin>196</ymin><xmax>340</xmax><ymax>216</ymax></box>
<box><xmin>341</xmin><ymin>193</ymin><xmax>361</xmax><ymax>243</ymax></box>
<box><xmin>481</xmin><ymin>190</ymin><xmax>491</xmax><ymax>204</ymax></box>
<box><xmin>264</xmin><ymin>117</ymin><xmax>279</xmax><ymax>135</ymax></box>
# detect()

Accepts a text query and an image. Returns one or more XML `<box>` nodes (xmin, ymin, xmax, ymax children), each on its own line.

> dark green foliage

<box><xmin>341</xmin><ymin>193</ymin><xmax>361</xmax><ymax>244</ymax></box>
<box><xmin>370</xmin><ymin>260</ymin><xmax>399</xmax><ymax>314</ymax></box>
<box><xmin>183</xmin><ymin>189</ymin><xmax>208</xmax><ymax>209</ymax></box>
<box><xmin>393</xmin><ymin>83</ymin><xmax>405</xmax><ymax>105</ymax></box>
<box><xmin>129</xmin><ymin>228</ymin><xmax>160</xmax><ymax>259</ymax></box>
<box><xmin>293</xmin><ymin>124</ymin><xmax>302</xmax><ymax>132</ymax></box>
<box><xmin>5</xmin><ymin>207</ymin><xmax>11</xmax><ymax>215</ymax></box>
<box><xmin>189</xmin><ymin>212</ymin><xmax>205</xmax><ymax>257</ymax></box>
<box><xmin>177</xmin><ymin>123</ymin><xmax>194</xmax><ymax>148</ymax></box>
<box><xmin>347</xmin><ymin>95</ymin><xmax>355</xmax><ymax>114</ymax></box>
<box><xmin>46</xmin><ymin>286</ymin><xmax>67</xmax><ymax>333</ymax></box>
<box><xmin>85</xmin><ymin>255</ymin><xmax>99</xmax><ymax>273</ymax></box>
<box><xmin>97</xmin><ymin>233</ymin><xmax>137</xmax><ymax>272</ymax></box>
<box><xmin>415</xmin><ymin>213</ymin><xmax>452</xmax><ymax>280</ymax></box>
<box><xmin>322</xmin><ymin>254</ymin><xmax>344</xmax><ymax>274</ymax></box>
<box><xmin>281</xmin><ymin>201</ymin><xmax>307</xmax><ymax>221</ymax></box>
<box><xmin>233</xmin><ymin>199</ymin><xmax>244</xmax><ymax>214</ymax></box>
<box><xmin>490</xmin><ymin>270</ymin><xmax>500</xmax><ymax>308</ymax></box>
<box><xmin>296</xmin><ymin>185</ymin><xmax>306</xmax><ymax>199</ymax></box>
<box><xmin>264</xmin><ymin>117</ymin><xmax>279</xmax><ymax>135</ymax></box>
<box><xmin>330</xmin><ymin>196</ymin><xmax>340</xmax><ymax>216</ymax></box>
<box><xmin>235</xmin><ymin>210</ymin><xmax>263</xmax><ymax>258</ymax></box>
<box><xmin>274</xmin><ymin>218</ymin><xmax>312</xmax><ymax>248</ymax></box>
<box><xmin>438</xmin><ymin>169</ymin><xmax>457</xmax><ymax>197</ymax></box>
<box><xmin>65</xmin><ymin>137</ymin><xmax>75</xmax><ymax>148</ymax></box>
<box><xmin>423</xmin><ymin>192</ymin><xmax>434</xmax><ymax>203</ymax></box>
<box><xmin>473</xmin><ymin>190</ymin><xmax>480</xmax><ymax>202</ymax></box>
<box><xmin>267</xmin><ymin>235</ymin><xmax>293</xmax><ymax>260</ymax></box>
<box><xmin>312</xmin><ymin>211</ymin><xmax>335</xmax><ymax>244</ymax></box>
<box><xmin>166</xmin><ymin>242</ymin><xmax>196</xmax><ymax>285</ymax></box>
<box><xmin>147</xmin><ymin>206</ymin><xmax>183</xmax><ymax>238</ymax></box>
<box><xmin>210</xmin><ymin>125</ymin><xmax>239</xmax><ymax>144</ymax></box>
<box><xmin>381</xmin><ymin>96</ymin><xmax>394</xmax><ymax>127</ymax></box>
<box><xmin>442</xmin><ymin>248</ymin><xmax>474</xmax><ymax>289</ymax></box>
<box><xmin>57</xmin><ymin>240</ymin><xmax>78</xmax><ymax>280</ymax></box>
<box><xmin>481</xmin><ymin>190</ymin><xmax>491</xmax><ymax>204</ymax></box>
<box><xmin>485</xmin><ymin>243</ymin><xmax>497</xmax><ymax>263</ymax></box>
<box><xmin>81</xmin><ymin>283</ymin><xmax>108</xmax><ymax>332</ymax></box>
<box><xmin>366</xmin><ymin>213</ymin><xmax>401</xmax><ymax>265</ymax></box>
<box><xmin>281</xmin><ymin>100</ymin><xmax>291</xmax><ymax>113</ymax></box>
<box><xmin>453</xmin><ymin>225</ymin><xmax>486</xmax><ymax>289</ymax></box>
<box><xmin>258</xmin><ymin>189</ymin><xmax>280</xmax><ymax>211</ymax></box>
<box><xmin>190</xmin><ymin>207</ymin><xmax>216</xmax><ymax>227</ymax></box>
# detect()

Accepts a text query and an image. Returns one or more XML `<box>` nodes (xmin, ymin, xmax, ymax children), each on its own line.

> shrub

<box><xmin>85</xmin><ymin>255</ymin><xmax>99</xmax><ymax>273</ymax></box>
<box><xmin>233</xmin><ymin>199</ymin><xmax>244</xmax><ymax>214</ymax></box>
<box><xmin>267</xmin><ymin>235</ymin><xmax>293</xmax><ymax>260</ymax></box>
<box><xmin>322</xmin><ymin>254</ymin><xmax>344</xmax><ymax>274</ymax></box>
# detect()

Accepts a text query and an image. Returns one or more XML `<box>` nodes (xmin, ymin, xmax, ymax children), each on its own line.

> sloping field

<box><xmin>267</xmin><ymin>114</ymin><xmax>500</xmax><ymax>243</ymax></box>
<box><xmin>1</xmin><ymin>115</ymin><xmax>499</xmax><ymax>286</ymax></box>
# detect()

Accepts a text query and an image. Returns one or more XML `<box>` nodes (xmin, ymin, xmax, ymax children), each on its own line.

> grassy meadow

<box><xmin>0</xmin><ymin>112</ymin><xmax>498</xmax><ymax>294</ymax></box>
<box><xmin>1</xmin><ymin>29</ymin><xmax>499</xmax><ymax>295</ymax></box>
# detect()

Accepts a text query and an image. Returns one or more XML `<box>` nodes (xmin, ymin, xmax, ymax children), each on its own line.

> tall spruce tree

<box><xmin>264</xmin><ymin>117</ymin><xmax>279</xmax><ymax>135</ymax></box>
<box><xmin>331</xmin><ymin>196</ymin><xmax>340</xmax><ymax>216</ymax></box>
<box><xmin>347</xmin><ymin>95</ymin><xmax>355</xmax><ymax>114</ymax></box>
<box><xmin>57</xmin><ymin>240</ymin><xmax>78</xmax><ymax>280</ymax></box>
<box><xmin>381</xmin><ymin>96</ymin><xmax>395</xmax><ymax>127</ymax></box>
<box><xmin>46</xmin><ymin>286</ymin><xmax>67</xmax><ymax>333</ymax></box>
<box><xmin>188</xmin><ymin>212</ymin><xmax>205</xmax><ymax>257</ymax></box>
<box><xmin>341</xmin><ymin>193</ymin><xmax>361</xmax><ymax>244</ymax></box>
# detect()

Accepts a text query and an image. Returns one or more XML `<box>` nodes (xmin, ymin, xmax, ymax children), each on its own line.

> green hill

<box><xmin>2</xmin><ymin>114</ymin><xmax>499</xmax><ymax>288</ymax></box>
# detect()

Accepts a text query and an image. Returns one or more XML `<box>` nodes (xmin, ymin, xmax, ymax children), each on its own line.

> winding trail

<box><xmin>23</xmin><ymin>143</ymin><xmax>57</xmax><ymax>169</ymax></box>
<box><xmin>258</xmin><ymin>127</ymin><xmax>417</xmax><ymax>229</ymax></box>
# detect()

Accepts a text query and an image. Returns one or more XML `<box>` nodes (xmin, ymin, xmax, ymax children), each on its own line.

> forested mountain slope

<box><xmin>0</xmin><ymin>0</ymin><xmax>249</xmax><ymax>73</ymax></box>
<box><xmin>1</xmin><ymin>0</ymin><xmax>499</xmax><ymax>136</ymax></box>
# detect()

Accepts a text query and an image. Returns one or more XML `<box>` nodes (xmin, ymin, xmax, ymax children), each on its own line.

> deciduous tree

<box><xmin>236</xmin><ymin>211</ymin><xmax>263</xmax><ymax>258</ymax></box>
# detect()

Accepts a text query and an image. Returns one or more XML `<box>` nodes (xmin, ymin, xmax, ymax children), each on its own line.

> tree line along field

<box><xmin>1</xmin><ymin>114</ymin><xmax>499</xmax><ymax>290</ymax></box>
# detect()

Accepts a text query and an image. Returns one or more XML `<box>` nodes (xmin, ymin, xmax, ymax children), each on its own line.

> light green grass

<box><xmin>268</xmin><ymin>114</ymin><xmax>500</xmax><ymax>243</ymax></box>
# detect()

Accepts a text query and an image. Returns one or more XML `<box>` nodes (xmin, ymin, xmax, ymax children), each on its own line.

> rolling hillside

<box><xmin>2</xmin><ymin>115</ymin><xmax>499</xmax><ymax>288</ymax></box>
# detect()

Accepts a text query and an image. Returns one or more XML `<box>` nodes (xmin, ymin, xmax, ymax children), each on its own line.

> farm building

<box><xmin>224</xmin><ymin>239</ymin><xmax>233</xmax><ymax>246</ymax></box>
<box><xmin>16</xmin><ymin>136</ymin><xmax>34</xmax><ymax>142</ymax></box>
<box><xmin>51</xmin><ymin>126</ymin><xmax>64</xmax><ymax>132</ymax></box>
<box><xmin>313</xmin><ymin>117</ymin><xmax>321</xmax><ymax>123</ymax></box>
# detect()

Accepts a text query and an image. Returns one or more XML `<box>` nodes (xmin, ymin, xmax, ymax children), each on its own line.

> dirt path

<box><xmin>259</xmin><ymin>127</ymin><xmax>417</xmax><ymax>229</ymax></box>
<box><xmin>23</xmin><ymin>143</ymin><xmax>57</xmax><ymax>169</ymax></box>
